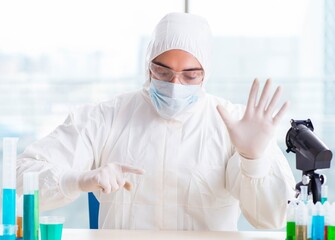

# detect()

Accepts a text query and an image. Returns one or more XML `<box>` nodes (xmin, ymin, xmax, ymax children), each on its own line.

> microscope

<box><xmin>286</xmin><ymin>119</ymin><xmax>333</xmax><ymax>203</ymax></box>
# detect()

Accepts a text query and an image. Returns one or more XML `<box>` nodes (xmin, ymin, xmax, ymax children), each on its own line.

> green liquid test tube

<box><xmin>287</xmin><ymin>201</ymin><xmax>296</xmax><ymax>240</ymax></box>
<box><xmin>34</xmin><ymin>190</ymin><xmax>39</xmax><ymax>239</ymax></box>
<box><xmin>287</xmin><ymin>221</ymin><xmax>296</xmax><ymax>240</ymax></box>
<box><xmin>328</xmin><ymin>225</ymin><xmax>335</xmax><ymax>240</ymax></box>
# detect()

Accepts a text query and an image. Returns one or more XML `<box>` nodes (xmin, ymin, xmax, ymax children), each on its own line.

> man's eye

<box><xmin>154</xmin><ymin>67</ymin><xmax>169</xmax><ymax>74</ymax></box>
<box><xmin>184</xmin><ymin>72</ymin><xmax>198</xmax><ymax>80</ymax></box>
<box><xmin>156</xmin><ymin>71</ymin><xmax>170</xmax><ymax>76</ymax></box>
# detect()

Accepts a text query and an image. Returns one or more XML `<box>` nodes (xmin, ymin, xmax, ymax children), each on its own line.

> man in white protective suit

<box><xmin>17</xmin><ymin>12</ymin><xmax>296</xmax><ymax>230</ymax></box>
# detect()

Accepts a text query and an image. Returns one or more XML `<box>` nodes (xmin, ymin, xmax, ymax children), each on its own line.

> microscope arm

<box><xmin>310</xmin><ymin>172</ymin><xmax>322</xmax><ymax>203</ymax></box>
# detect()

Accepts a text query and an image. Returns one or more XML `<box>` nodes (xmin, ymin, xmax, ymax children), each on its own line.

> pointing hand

<box><xmin>78</xmin><ymin>163</ymin><xmax>145</xmax><ymax>194</ymax></box>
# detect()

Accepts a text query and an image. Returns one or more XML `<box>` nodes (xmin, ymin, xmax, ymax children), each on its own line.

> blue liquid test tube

<box><xmin>0</xmin><ymin>224</ymin><xmax>17</xmax><ymax>240</ymax></box>
<box><xmin>312</xmin><ymin>202</ymin><xmax>325</xmax><ymax>240</ymax></box>
<box><xmin>307</xmin><ymin>201</ymin><xmax>314</xmax><ymax>240</ymax></box>
<box><xmin>1</xmin><ymin>138</ymin><xmax>18</xmax><ymax>225</ymax></box>
<box><xmin>23</xmin><ymin>172</ymin><xmax>39</xmax><ymax>240</ymax></box>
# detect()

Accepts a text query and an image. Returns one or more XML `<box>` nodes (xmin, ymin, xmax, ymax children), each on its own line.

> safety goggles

<box><xmin>149</xmin><ymin>62</ymin><xmax>204</xmax><ymax>85</ymax></box>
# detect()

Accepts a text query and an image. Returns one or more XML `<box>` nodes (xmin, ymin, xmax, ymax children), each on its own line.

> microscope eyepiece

<box><xmin>286</xmin><ymin>119</ymin><xmax>332</xmax><ymax>171</ymax></box>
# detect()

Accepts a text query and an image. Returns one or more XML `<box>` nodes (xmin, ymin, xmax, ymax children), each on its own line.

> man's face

<box><xmin>150</xmin><ymin>49</ymin><xmax>204</xmax><ymax>85</ymax></box>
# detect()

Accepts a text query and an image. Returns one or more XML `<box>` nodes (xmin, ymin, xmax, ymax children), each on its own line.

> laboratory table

<box><xmin>61</xmin><ymin>229</ymin><xmax>285</xmax><ymax>240</ymax></box>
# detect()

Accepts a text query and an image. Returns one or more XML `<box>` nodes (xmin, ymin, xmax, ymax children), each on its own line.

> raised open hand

<box><xmin>217</xmin><ymin>79</ymin><xmax>288</xmax><ymax>159</ymax></box>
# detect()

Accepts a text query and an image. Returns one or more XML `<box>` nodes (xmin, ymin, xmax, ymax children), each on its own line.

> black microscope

<box><xmin>286</xmin><ymin>119</ymin><xmax>333</xmax><ymax>203</ymax></box>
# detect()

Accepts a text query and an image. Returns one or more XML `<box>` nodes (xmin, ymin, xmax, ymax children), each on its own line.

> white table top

<box><xmin>62</xmin><ymin>229</ymin><xmax>285</xmax><ymax>240</ymax></box>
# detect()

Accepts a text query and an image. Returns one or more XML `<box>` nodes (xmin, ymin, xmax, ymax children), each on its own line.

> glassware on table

<box><xmin>40</xmin><ymin>216</ymin><xmax>65</xmax><ymax>240</ymax></box>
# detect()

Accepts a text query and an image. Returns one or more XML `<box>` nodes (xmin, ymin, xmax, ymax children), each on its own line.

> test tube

<box><xmin>300</xmin><ymin>185</ymin><xmax>309</xmax><ymax>204</ymax></box>
<box><xmin>33</xmin><ymin>173</ymin><xmax>39</xmax><ymax>240</ymax></box>
<box><xmin>328</xmin><ymin>202</ymin><xmax>335</xmax><ymax>240</ymax></box>
<box><xmin>307</xmin><ymin>201</ymin><xmax>314</xmax><ymax>240</ymax></box>
<box><xmin>311</xmin><ymin>202</ymin><xmax>325</xmax><ymax>240</ymax></box>
<box><xmin>23</xmin><ymin>172</ymin><xmax>39</xmax><ymax>240</ymax></box>
<box><xmin>324</xmin><ymin>202</ymin><xmax>330</xmax><ymax>240</ymax></box>
<box><xmin>321</xmin><ymin>185</ymin><xmax>328</xmax><ymax>204</ymax></box>
<box><xmin>16</xmin><ymin>195</ymin><xmax>23</xmax><ymax>239</ymax></box>
<box><xmin>1</xmin><ymin>137</ymin><xmax>18</xmax><ymax>225</ymax></box>
<box><xmin>295</xmin><ymin>202</ymin><xmax>308</xmax><ymax>240</ymax></box>
<box><xmin>0</xmin><ymin>224</ymin><xmax>17</xmax><ymax>240</ymax></box>
<box><xmin>286</xmin><ymin>201</ymin><xmax>296</xmax><ymax>240</ymax></box>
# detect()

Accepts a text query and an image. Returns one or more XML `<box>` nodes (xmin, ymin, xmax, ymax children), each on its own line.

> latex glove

<box><xmin>217</xmin><ymin>79</ymin><xmax>288</xmax><ymax>159</ymax></box>
<box><xmin>78</xmin><ymin>163</ymin><xmax>145</xmax><ymax>194</ymax></box>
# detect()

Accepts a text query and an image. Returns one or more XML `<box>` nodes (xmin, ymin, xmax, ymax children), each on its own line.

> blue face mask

<box><xmin>149</xmin><ymin>78</ymin><xmax>201</xmax><ymax>119</ymax></box>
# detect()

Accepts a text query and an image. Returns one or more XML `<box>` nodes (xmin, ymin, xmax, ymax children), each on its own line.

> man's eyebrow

<box><xmin>152</xmin><ymin>61</ymin><xmax>172</xmax><ymax>69</ymax></box>
<box><xmin>183</xmin><ymin>67</ymin><xmax>203</xmax><ymax>71</ymax></box>
<box><xmin>153</xmin><ymin>61</ymin><xmax>203</xmax><ymax>71</ymax></box>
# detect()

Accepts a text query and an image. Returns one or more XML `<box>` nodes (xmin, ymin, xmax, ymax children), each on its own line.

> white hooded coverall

<box><xmin>16</xmin><ymin>12</ymin><xmax>296</xmax><ymax>230</ymax></box>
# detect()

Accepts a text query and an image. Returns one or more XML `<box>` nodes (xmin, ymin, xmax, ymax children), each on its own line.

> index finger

<box><xmin>120</xmin><ymin>164</ymin><xmax>145</xmax><ymax>175</ymax></box>
<box><xmin>273</xmin><ymin>101</ymin><xmax>289</xmax><ymax>125</ymax></box>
